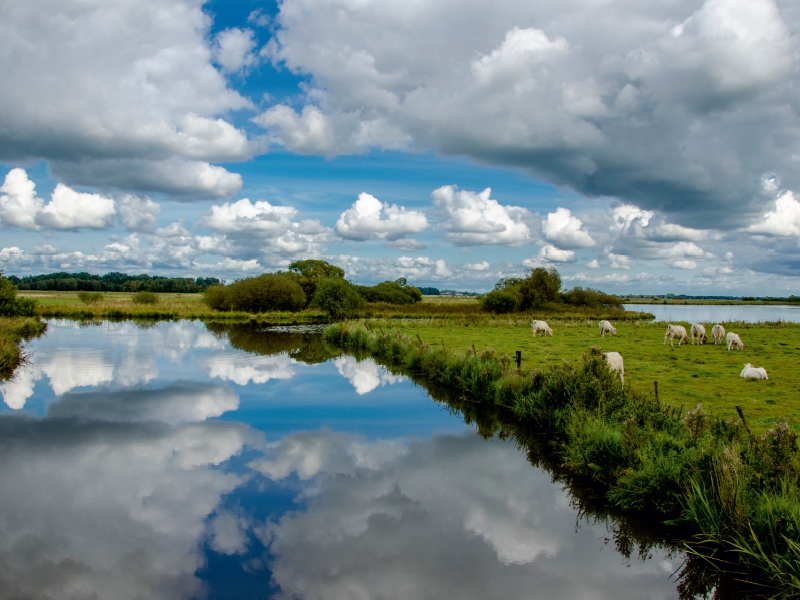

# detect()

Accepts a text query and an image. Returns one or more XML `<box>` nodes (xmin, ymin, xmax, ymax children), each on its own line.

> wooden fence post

<box><xmin>515</xmin><ymin>350</ymin><xmax>522</xmax><ymax>370</ymax></box>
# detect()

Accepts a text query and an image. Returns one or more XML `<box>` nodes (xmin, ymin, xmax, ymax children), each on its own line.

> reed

<box><xmin>324</xmin><ymin>322</ymin><xmax>800</xmax><ymax>596</ymax></box>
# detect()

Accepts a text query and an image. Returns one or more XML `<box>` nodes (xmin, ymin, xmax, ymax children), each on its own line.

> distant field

<box><xmin>18</xmin><ymin>290</ymin><xmax>206</xmax><ymax>306</ymax></box>
<box><xmin>377</xmin><ymin>317</ymin><xmax>800</xmax><ymax>431</ymax></box>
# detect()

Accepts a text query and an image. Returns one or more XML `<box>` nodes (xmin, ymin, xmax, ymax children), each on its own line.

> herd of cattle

<box><xmin>528</xmin><ymin>319</ymin><xmax>768</xmax><ymax>385</ymax></box>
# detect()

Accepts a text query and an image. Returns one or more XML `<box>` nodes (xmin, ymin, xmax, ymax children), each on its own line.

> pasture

<box><xmin>378</xmin><ymin>317</ymin><xmax>800</xmax><ymax>431</ymax></box>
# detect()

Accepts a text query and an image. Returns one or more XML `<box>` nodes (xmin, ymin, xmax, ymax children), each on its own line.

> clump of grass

<box><xmin>0</xmin><ymin>317</ymin><xmax>47</xmax><ymax>380</ymax></box>
<box><xmin>77</xmin><ymin>291</ymin><xmax>104</xmax><ymax>304</ymax></box>
<box><xmin>131</xmin><ymin>291</ymin><xmax>158</xmax><ymax>305</ymax></box>
<box><xmin>324</xmin><ymin>322</ymin><xmax>800</xmax><ymax>595</ymax></box>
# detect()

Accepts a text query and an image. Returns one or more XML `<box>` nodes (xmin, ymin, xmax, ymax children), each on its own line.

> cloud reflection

<box><xmin>204</xmin><ymin>352</ymin><xmax>297</xmax><ymax>385</ymax></box>
<box><xmin>333</xmin><ymin>356</ymin><xmax>404</xmax><ymax>395</ymax></box>
<box><xmin>255</xmin><ymin>431</ymin><xmax>678</xmax><ymax>600</ymax></box>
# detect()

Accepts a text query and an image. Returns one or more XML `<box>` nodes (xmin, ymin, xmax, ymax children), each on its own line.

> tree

<box><xmin>0</xmin><ymin>274</ymin><xmax>37</xmax><ymax>317</ymax></box>
<box><xmin>481</xmin><ymin>290</ymin><xmax>519</xmax><ymax>313</ymax></box>
<box><xmin>519</xmin><ymin>267</ymin><xmax>562</xmax><ymax>309</ymax></box>
<box><xmin>311</xmin><ymin>278</ymin><xmax>364</xmax><ymax>319</ymax></box>
<box><xmin>225</xmin><ymin>274</ymin><xmax>306</xmax><ymax>313</ymax></box>
<box><xmin>287</xmin><ymin>260</ymin><xmax>345</xmax><ymax>304</ymax></box>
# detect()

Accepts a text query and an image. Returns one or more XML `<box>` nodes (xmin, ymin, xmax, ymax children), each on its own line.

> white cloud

<box><xmin>522</xmin><ymin>244</ymin><xmax>575</xmax><ymax>267</ymax></box>
<box><xmin>748</xmin><ymin>190</ymin><xmax>800</xmax><ymax>236</ymax></box>
<box><xmin>253</xmin><ymin>105</ymin><xmax>336</xmax><ymax>155</ymax></box>
<box><xmin>335</xmin><ymin>192</ymin><xmax>428</xmax><ymax>241</ymax></box>
<box><xmin>464</xmin><ymin>261</ymin><xmax>490</xmax><ymax>271</ymax></box>
<box><xmin>0</xmin><ymin>168</ymin><xmax>43</xmax><ymax>229</ymax></box>
<box><xmin>204</xmin><ymin>353</ymin><xmax>297</xmax><ymax>386</ymax></box>
<box><xmin>431</xmin><ymin>186</ymin><xmax>532</xmax><ymax>246</ymax></box>
<box><xmin>586</xmin><ymin>259</ymin><xmax>599</xmax><ymax>269</ymax></box>
<box><xmin>607</xmin><ymin>252</ymin><xmax>631</xmax><ymax>270</ymax></box>
<box><xmin>213</xmin><ymin>28</ymin><xmax>257</xmax><ymax>74</ymax></box>
<box><xmin>116</xmin><ymin>195</ymin><xmax>161</xmax><ymax>232</ymax></box>
<box><xmin>542</xmin><ymin>207</ymin><xmax>594</xmax><ymax>248</ymax></box>
<box><xmin>384</xmin><ymin>238</ymin><xmax>427</xmax><ymax>251</ymax></box>
<box><xmin>39</xmin><ymin>351</ymin><xmax>115</xmax><ymax>396</ymax></box>
<box><xmin>333</xmin><ymin>356</ymin><xmax>403</xmax><ymax>395</ymax></box>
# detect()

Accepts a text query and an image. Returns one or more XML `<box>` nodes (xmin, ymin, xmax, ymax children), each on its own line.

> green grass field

<box><xmin>377</xmin><ymin>317</ymin><xmax>800</xmax><ymax>431</ymax></box>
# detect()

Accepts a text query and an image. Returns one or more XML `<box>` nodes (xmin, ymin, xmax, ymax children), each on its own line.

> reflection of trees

<box><xmin>366</xmin><ymin>358</ymin><xmax>750</xmax><ymax>600</ymax></box>
<box><xmin>204</xmin><ymin>321</ymin><xmax>341</xmax><ymax>365</ymax></box>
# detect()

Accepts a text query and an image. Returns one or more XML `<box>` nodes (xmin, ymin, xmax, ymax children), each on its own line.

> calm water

<box><xmin>0</xmin><ymin>320</ymin><xmax>682</xmax><ymax>599</ymax></box>
<box><xmin>624</xmin><ymin>303</ymin><xmax>800</xmax><ymax>323</ymax></box>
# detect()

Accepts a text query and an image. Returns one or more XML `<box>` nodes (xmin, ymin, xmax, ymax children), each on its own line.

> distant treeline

<box><xmin>8</xmin><ymin>272</ymin><xmax>221</xmax><ymax>293</ymax></box>
<box><xmin>623</xmin><ymin>294</ymin><xmax>800</xmax><ymax>302</ymax></box>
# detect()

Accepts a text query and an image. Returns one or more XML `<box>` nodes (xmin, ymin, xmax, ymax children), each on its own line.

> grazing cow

<box><xmin>664</xmin><ymin>324</ymin><xmax>689</xmax><ymax>347</ymax></box>
<box><xmin>740</xmin><ymin>363</ymin><xmax>768</xmax><ymax>380</ymax></box>
<box><xmin>691</xmin><ymin>323</ymin><xmax>707</xmax><ymax>345</ymax></box>
<box><xmin>599</xmin><ymin>320</ymin><xmax>617</xmax><ymax>337</ymax></box>
<box><xmin>726</xmin><ymin>332</ymin><xmax>744</xmax><ymax>351</ymax></box>
<box><xmin>604</xmin><ymin>351</ymin><xmax>624</xmax><ymax>385</ymax></box>
<box><xmin>531</xmin><ymin>320</ymin><xmax>553</xmax><ymax>337</ymax></box>
<box><xmin>711</xmin><ymin>324</ymin><xmax>725</xmax><ymax>345</ymax></box>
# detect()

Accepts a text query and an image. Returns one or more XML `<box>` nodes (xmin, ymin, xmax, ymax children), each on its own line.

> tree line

<box><xmin>8</xmin><ymin>272</ymin><xmax>221</xmax><ymax>293</ymax></box>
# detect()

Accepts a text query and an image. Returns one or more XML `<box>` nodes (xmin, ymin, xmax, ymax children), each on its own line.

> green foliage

<box><xmin>519</xmin><ymin>267</ymin><xmax>562</xmax><ymax>309</ymax></box>
<box><xmin>417</xmin><ymin>287</ymin><xmax>440</xmax><ymax>295</ymax></box>
<box><xmin>288</xmin><ymin>259</ymin><xmax>345</xmax><ymax>302</ymax></box>
<box><xmin>8</xmin><ymin>271</ymin><xmax>220</xmax><ymax>293</ymax></box>
<box><xmin>560</xmin><ymin>286</ymin><xmax>623</xmax><ymax>309</ymax></box>
<box><xmin>77</xmin><ymin>291</ymin><xmax>104</xmax><ymax>305</ymax></box>
<box><xmin>131</xmin><ymin>291</ymin><xmax>158</xmax><ymax>305</ymax></box>
<box><xmin>0</xmin><ymin>275</ymin><xmax>37</xmax><ymax>317</ymax></box>
<box><xmin>481</xmin><ymin>290</ymin><xmax>519</xmax><ymax>313</ymax></box>
<box><xmin>356</xmin><ymin>280</ymin><xmax>422</xmax><ymax>305</ymax></box>
<box><xmin>493</xmin><ymin>277</ymin><xmax>524</xmax><ymax>291</ymax></box>
<box><xmin>225</xmin><ymin>274</ymin><xmax>307</xmax><ymax>313</ymax></box>
<box><xmin>311</xmin><ymin>278</ymin><xmax>365</xmax><ymax>319</ymax></box>
<box><xmin>0</xmin><ymin>317</ymin><xmax>47</xmax><ymax>380</ymax></box>
<box><xmin>202</xmin><ymin>284</ymin><xmax>232</xmax><ymax>311</ymax></box>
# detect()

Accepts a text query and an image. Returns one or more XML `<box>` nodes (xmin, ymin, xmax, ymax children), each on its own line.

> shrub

<box><xmin>226</xmin><ymin>274</ymin><xmax>306</xmax><ymax>313</ymax></box>
<box><xmin>132</xmin><ymin>291</ymin><xmax>158</xmax><ymax>305</ymax></box>
<box><xmin>519</xmin><ymin>267</ymin><xmax>562</xmax><ymax>309</ymax></box>
<box><xmin>0</xmin><ymin>276</ymin><xmax>37</xmax><ymax>317</ymax></box>
<box><xmin>203</xmin><ymin>285</ymin><xmax>232</xmax><ymax>311</ymax></box>
<box><xmin>77</xmin><ymin>291</ymin><xmax>104</xmax><ymax>304</ymax></box>
<box><xmin>356</xmin><ymin>280</ymin><xmax>422</xmax><ymax>304</ymax></box>
<box><xmin>287</xmin><ymin>259</ymin><xmax>345</xmax><ymax>303</ymax></box>
<box><xmin>481</xmin><ymin>290</ymin><xmax>519</xmax><ymax>313</ymax></box>
<box><xmin>311</xmin><ymin>278</ymin><xmax>364</xmax><ymax>318</ymax></box>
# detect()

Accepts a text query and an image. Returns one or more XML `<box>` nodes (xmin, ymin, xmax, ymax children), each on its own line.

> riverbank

<box><xmin>0</xmin><ymin>317</ymin><xmax>47</xmax><ymax>380</ymax></box>
<box><xmin>364</xmin><ymin>317</ymin><xmax>800</xmax><ymax>430</ymax></box>
<box><xmin>323</xmin><ymin>322</ymin><xmax>800</xmax><ymax>596</ymax></box>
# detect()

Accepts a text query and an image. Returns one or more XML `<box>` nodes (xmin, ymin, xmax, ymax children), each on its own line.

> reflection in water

<box><xmin>333</xmin><ymin>355</ymin><xmax>404</xmax><ymax>395</ymax></box>
<box><xmin>0</xmin><ymin>320</ymin><xmax>688</xmax><ymax>599</ymax></box>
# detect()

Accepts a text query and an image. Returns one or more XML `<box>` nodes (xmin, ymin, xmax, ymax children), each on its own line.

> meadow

<box><xmin>372</xmin><ymin>317</ymin><xmax>800</xmax><ymax>431</ymax></box>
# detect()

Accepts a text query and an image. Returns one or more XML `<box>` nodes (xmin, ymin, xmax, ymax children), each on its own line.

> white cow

<box><xmin>604</xmin><ymin>352</ymin><xmax>624</xmax><ymax>385</ymax></box>
<box><xmin>599</xmin><ymin>320</ymin><xmax>617</xmax><ymax>337</ymax></box>
<box><xmin>711</xmin><ymin>324</ymin><xmax>725</xmax><ymax>345</ymax></box>
<box><xmin>740</xmin><ymin>363</ymin><xmax>768</xmax><ymax>380</ymax></box>
<box><xmin>531</xmin><ymin>320</ymin><xmax>553</xmax><ymax>337</ymax></box>
<box><xmin>726</xmin><ymin>332</ymin><xmax>744</xmax><ymax>351</ymax></box>
<box><xmin>691</xmin><ymin>323</ymin><xmax>707</xmax><ymax>345</ymax></box>
<box><xmin>664</xmin><ymin>324</ymin><xmax>689</xmax><ymax>347</ymax></box>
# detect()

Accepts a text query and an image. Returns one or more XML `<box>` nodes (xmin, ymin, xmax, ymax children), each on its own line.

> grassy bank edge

<box><xmin>323</xmin><ymin>321</ymin><xmax>800</xmax><ymax>597</ymax></box>
<box><xmin>0</xmin><ymin>317</ymin><xmax>47</xmax><ymax>380</ymax></box>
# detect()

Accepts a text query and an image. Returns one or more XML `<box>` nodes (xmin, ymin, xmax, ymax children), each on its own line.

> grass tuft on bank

<box><xmin>323</xmin><ymin>321</ymin><xmax>800</xmax><ymax>596</ymax></box>
<box><xmin>0</xmin><ymin>317</ymin><xmax>47</xmax><ymax>380</ymax></box>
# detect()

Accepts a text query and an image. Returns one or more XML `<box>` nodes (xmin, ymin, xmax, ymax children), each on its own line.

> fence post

<box><xmin>735</xmin><ymin>405</ymin><xmax>752</xmax><ymax>435</ymax></box>
<box><xmin>515</xmin><ymin>350</ymin><xmax>522</xmax><ymax>370</ymax></box>
<box><xmin>472</xmin><ymin>344</ymin><xmax>477</xmax><ymax>357</ymax></box>
<box><xmin>654</xmin><ymin>381</ymin><xmax>659</xmax><ymax>403</ymax></box>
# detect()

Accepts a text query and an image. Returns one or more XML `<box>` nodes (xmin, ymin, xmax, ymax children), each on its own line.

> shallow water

<box><xmin>0</xmin><ymin>320</ymin><xmax>683</xmax><ymax>599</ymax></box>
<box><xmin>624</xmin><ymin>303</ymin><xmax>800</xmax><ymax>323</ymax></box>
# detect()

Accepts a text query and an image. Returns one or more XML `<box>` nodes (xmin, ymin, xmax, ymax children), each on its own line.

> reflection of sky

<box><xmin>625</xmin><ymin>303</ymin><xmax>800</xmax><ymax>323</ymax></box>
<box><xmin>0</xmin><ymin>320</ymin><xmax>682</xmax><ymax>599</ymax></box>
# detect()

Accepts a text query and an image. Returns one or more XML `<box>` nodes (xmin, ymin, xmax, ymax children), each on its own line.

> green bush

<box><xmin>132</xmin><ymin>291</ymin><xmax>158</xmax><ymax>305</ymax></box>
<box><xmin>226</xmin><ymin>274</ymin><xmax>306</xmax><ymax>313</ymax></box>
<box><xmin>356</xmin><ymin>279</ymin><xmax>422</xmax><ymax>304</ymax></box>
<box><xmin>311</xmin><ymin>278</ymin><xmax>364</xmax><ymax>318</ymax></box>
<box><xmin>77</xmin><ymin>291</ymin><xmax>104</xmax><ymax>304</ymax></box>
<box><xmin>0</xmin><ymin>276</ymin><xmax>37</xmax><ymax>317</ymax></box>
<box><xmin>287</xmin><ymin>259</ymin><xmax>345</xmax><ymax>303</ymax></box>
<box><xmin>203</xmin><ymin>284</ymin><xmax>232</xmax><ymax>311</ymax></box>
<box><xmin>481</xmin><ymin>290</ymin><xmax>519</xmax><ymax>313</ymax></box>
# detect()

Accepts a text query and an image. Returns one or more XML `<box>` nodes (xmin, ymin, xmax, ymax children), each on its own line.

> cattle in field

<box><xmin>531</xmin><ymin>320</ymin><xmax>553</xmax><ymax>337</ymax></box>
<box><xmin>711</xmin><ymin>324</ymin><xmax>725</xmax><ymax>345</ymax></box>
<box><xmin>726</xmin><ymin>332</ymin><xmax>744</xmax><ymax>351</ymax></box>
<box><xmin>740</xmin><ymin>363</ymin><xmax>767</xmax><ymax>380</ymax></box>
<box><xmin>691</xmin><ymin>323</ymin><xmax>707</xmax><ymax>345</ymax></box>
<box><xmin>599</xmin><ymin>320</ymin><xmax>617</xmax><ymax>337</ymax></box>
<box><xmin>604</xmin><ymin>351</ymin><xmax>624</xmax><ymax>385</ymax></box>
<box><xmin>664</xmin><ymin>324</ymin><xmax>689</xmax><ymax>347</ymax></box>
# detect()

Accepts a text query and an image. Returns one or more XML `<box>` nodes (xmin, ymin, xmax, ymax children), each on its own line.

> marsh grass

<box><xmin>370</xmin><ymin>317</ymin><xmax>800</xmax><ymax>431</ymax></box>
<box><xmin>0</xmin><ymin>317</ymin><xmax>47</xmax><ymax>380</ymax></box>
<box><xmin>324</xmin><ymin>322</ymin><xmax>800</xmax><ymax>596</ymax></box>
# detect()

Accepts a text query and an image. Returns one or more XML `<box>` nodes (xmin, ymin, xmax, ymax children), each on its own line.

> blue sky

<box><xmin>1</xmin><ymin>0</ymin><xmax>800</xmax><ymax>294</ymax></box>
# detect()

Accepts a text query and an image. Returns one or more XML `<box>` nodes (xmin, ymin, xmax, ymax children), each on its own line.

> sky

<box><xmin>1</xmin><ymin>0</ymin><xmax>800</xmax><ymax>295</ymax></box>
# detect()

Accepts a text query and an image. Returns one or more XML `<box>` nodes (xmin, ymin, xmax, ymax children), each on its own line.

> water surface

<box><xmin>624</xmin><ymin>303</ymin><xmax>800</xmax><ymax>323</ymax></box>
<box><xmin>0</xmin><ymin>320</ymin><xmax>683</xmax><ymax>599</ymax></box>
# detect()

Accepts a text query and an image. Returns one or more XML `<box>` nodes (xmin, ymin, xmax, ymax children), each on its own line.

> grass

<box><xmin>0</xmin><ymin>317</ymin><xmax>47</xmax><ymax>380</ymax></box>
<box><xmin>323</xmin><ymin>322</ymin><xmax>800</xmax><ymax>596</ymax></box>
<box><xmin>369</xmin><ymin>317</ymin><xmax>800</xmax><ymax>432</ymax></box>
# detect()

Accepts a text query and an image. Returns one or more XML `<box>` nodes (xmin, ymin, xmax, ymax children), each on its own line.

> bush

<box><xmin>203</xmin><ymin>284</ymin><xmax>231</xmax><ymax>311</ymax></box>
<box><xmin>0</xmin><ymin>276</ymin><xmax>37</xmax><ymax>317</ymax></box>
<box><xmin>226</xmin><ymin>274</ymin><xmax>306</xmax><ymax>313</ymax></box>
<box><xmin>481</xmin><ymin>290</ymin><xmax>519</xmax><ymax>313</ymax></box>
<box><xmin>77</xmin><ymin>291</ymin><xmax>104</xmax><ymax>305</ymax></box>
<box><xmin>287</xmin><ymin>259</ymin><xmax>345</xmax><ymax>303</ymax></box>
<box><xmin>311</xmin><ymin>278</ymin><xmax>365</xmax><ymax>319</ymax></box>
<box><xmin>519</xmin><ymin>267</ymin><xmax>562</xmax><ymax>309</ymax></box>
<box><xmin>132</xmin><ymin>291</ymin><xmax>158</xmax><ymax>305</ymax></box>
<box><xmin>356</xmin><ymin>280</ymin><xmax>422</xmax><ymax>305</ymax></box>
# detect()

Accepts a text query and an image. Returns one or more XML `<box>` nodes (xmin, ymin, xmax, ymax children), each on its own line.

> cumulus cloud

<box><xmin>263</xmin><ymin>0</ymin><xmax>800</xmax><ymax>226</ymax></box>
<box><xmin>213</xmin><ymin>28</ymin><xmax>258</xmax><ymax>74</ymax></box>
<box><xmin>116</xmin><ymin>194</ymin><xmax>161</xmax><ymax>232</ymax></box>
<box><xmin>431</xmin><ymin>186</ymin><xmax>532</xmax><ymax>246</ymax></box>
<box><xmin>0</xmin><ymin>0</ymin><xmax>255</xmax><ymax>196</ymax></box>
<box><xmin>748</xmin><ymin>190</ymin><xmax>800</xmax><ymax>236</ymax></box>
<box><xmin>335</xmin><ymin>193</ymin><xmax>428</xmax><ymax>241</ymax></box>
<box><xmin>542</xmin><ymin>207</ymin><xmax>594</xmax><ymax>248</ymax></box>
<box><xmin>333</xmin><ymin>356</ymin><xmax>403</xmax><ymax>395</ymax></box>
<box><xmin>204</xmin><ymin>353</ymin><xmax>297</xmax><ymax>386</ymax></box>
<box><xmin>522</xmin><ymin>244</ymin><xmax>575</xmax><ymax>267</ymax></box>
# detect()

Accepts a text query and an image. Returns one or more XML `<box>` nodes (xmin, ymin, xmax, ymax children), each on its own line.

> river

<box><xmin>624</xmin><ymin>303</ymin><xmax>800</xmax><ymax>323</ymax></box>
<box><xmin>0</xmin><ymin>319</ymin><xmax>687</xmax><ymax>599</ymax></box>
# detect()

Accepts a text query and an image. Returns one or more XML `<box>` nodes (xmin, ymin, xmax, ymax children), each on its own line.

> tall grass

<box><xmin>0</xmin><ymin>317</ymin><xmax>47</xmax><ymax>380</ymax></box>
<box><xmin>324</xmin><ymin>322</ymin><xmax>800</xmax><ymax>596</ymax></box>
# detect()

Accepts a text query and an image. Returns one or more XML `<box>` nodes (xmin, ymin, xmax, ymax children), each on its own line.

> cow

<box><xmin>531</xmin><ymin>320</ymin><xmax>553</xmax><ymax>337</ymax></box>
<box><xmin>726</xmin><ymin>332</ymin><xmax>744</xmax><ymax>351</ymax></box>
<box><xmin>604</xmin><ymin>351</ymin><xmax>624</xmax><ymax>385</ymax></box>
<box><xmin>691</xmin><ymin>323</ymin><xmax>707</xmax><ymax>345</ymax></box>
<box><xmin>711</xmin><ymin>324</ymin><xmax>725</xmax><ymax>345</ymax></box>
<box><xmin>599</xmin><ymin>320</ymin><xmax>617</xmax><ymax>337</ymax></box>
<box><xmin>740</xmin><ymin>363</ymin><xmax>768</xmax><ymax>380</ymax></box>
<box><xmin>664</xmin><ymin>324</ymin><xmax>689</xmax><ymax>347</ymax></box>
